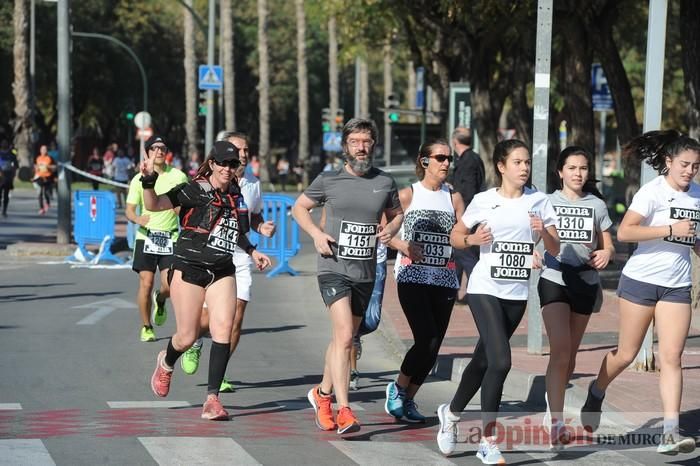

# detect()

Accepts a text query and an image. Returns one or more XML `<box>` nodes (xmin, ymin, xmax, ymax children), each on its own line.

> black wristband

<box><xmin>140</xmin><ymin>172</ymin><xmax>158</xmax><ymax>189</ymax></box>
<box><xmin>245</xmin><ymin>244</ymin><xmax>257</xmax><ymax>255</ymax></box>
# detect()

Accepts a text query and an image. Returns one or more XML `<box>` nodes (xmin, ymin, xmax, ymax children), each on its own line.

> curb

<box><xmin>4</xmin><ymin>242</ymin><xmax>76</xmax><ymax>257</ymax></box>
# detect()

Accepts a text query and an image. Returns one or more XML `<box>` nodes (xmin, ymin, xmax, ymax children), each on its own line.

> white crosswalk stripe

<box><xmin>0</xmin><ymin>439</ymin><xmax>56</xmax><ymax>465</ymax></box>
<box><xmin>139</xmin><ymin>437</ymin><xmax>261</xmax><ymax>465</ymax></box>
<box><xmin>330</xmin><ymin>440</ymin><xmax>456</xmax><ymax>465</ymax></box>
<box><xmin>107</xmin><ymin>401</ymin><xmax>192</xmax><ymax>408</ymax></box>
<box><xmin>528</xmin><ymin>449</ymin><xmax>646</xmax><ymax>465</ymax></box>
<box><xmin>0</xmin><ymin>403</ymin><xmax>22</xmax><ymax>410</ymax></box>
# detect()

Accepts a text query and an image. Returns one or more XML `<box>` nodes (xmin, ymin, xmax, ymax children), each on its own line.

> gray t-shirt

<box><xmin>541</xmin><ymin>190</ymin><xmax>613</xmax><ymax>286</ymax></box>
<box><xmin>305</xmin><ymin>166</ymin><xmax>400</xmax><ymax>282</ymax></box>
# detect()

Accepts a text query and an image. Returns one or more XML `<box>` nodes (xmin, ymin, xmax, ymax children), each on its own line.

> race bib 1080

<box><xmin>337</xmin><ymin>221</ymin><xmax>377</xmax><ymax>260</ymax></box>
<box><xmin>489</xmin><ymin>240</ymin><xmax>534</xmax><ymax>281</ymax></box>
<box><xmin>665</xmin><ymin>207</ymin><xmax>700</xmax><ymax>247</ymax></box>
<box><xmin>412</xmin><ymin>230</ymin><xmax>452</xmax><ymax>268</ymax></box>
<box><xmin>555</xmin><ymin>205</ymin><xmax>594</xmax><ymax>243</ymax></box>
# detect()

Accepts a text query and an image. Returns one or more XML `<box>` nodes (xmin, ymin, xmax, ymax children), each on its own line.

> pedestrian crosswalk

<box><xmin>0</xmin><ymin>436</ymin><xmax>659</xmax><ymax>465</ymax></box>
<box><xmin>0</xmin><ymin>403</ymin><xmax>680</xmax><ymax>465</ymax></box>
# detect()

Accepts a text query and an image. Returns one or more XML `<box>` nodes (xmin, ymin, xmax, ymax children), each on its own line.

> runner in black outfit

<box><xmin>144</xmin><ymin>141</ymin><xmax>271</xmax><ymax>420</ymax></box>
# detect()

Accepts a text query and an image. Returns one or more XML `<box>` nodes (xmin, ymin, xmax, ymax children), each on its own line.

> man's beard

<box><xmin>346</xmin><ymin>152</ymin><xmax>373</xmax><ymax>175</ymax></box>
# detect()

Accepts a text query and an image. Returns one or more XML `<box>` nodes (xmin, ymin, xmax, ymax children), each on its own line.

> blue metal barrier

<box><xmin>249</xmin><ymin>194</ymin><xmax>301</xmax><ymax>277</ymax></box>
<box><xmin>67</xmin><ymin>191</ymin><xmax>124</xmax><ymax>264</ymax></box>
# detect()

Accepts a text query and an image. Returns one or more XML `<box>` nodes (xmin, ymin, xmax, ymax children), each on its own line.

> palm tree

<box><xmin>296</xmin><ymin>0</ymin><xmax>309</xmax><ymax>186</ymax></box>
<box><xmin>13</xmin><ymin>0</ymin><xmax>31</xmax><ymax>168</ymax></box>
<box><xmin>221</xmin><ymin>0</ymin><xmax>236</xmax><ymax>131</ymax></box>
<box><xmin>257</xmin><ymin>0</ymin><xmax>270</xmax><ymax>183</ymax></box>
<box><xmin>183</xmin><ymin>0</ymin><xmax>198</xmax><ymax>158</ymax></box>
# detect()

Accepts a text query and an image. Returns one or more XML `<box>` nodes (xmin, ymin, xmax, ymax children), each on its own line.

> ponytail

<box><xmin>623</xmin><ymin>130</ymin><xmax>700</xmax><ymax>174</ymax></box>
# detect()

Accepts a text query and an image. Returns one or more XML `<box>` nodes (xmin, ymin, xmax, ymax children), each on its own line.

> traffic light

<box><xmin>386</xmin><ymin>94</ymin><xmax>400</xmax><ymax>123</ymax></box>
<box><xmin>198</xmin><ymin>92</ymin><xmax>207</xmax><ymax>116</ymax></box>
<box><xmin>322</xmin><ymin>107</ymin><xmax>331</xmax><ymax>132</ymax></box>
<box><xmin>334</xmin><ymin>108</ymin><xmax>344</xmax><ymax>131</ymax></box>
<box><xmin>125</xmin><ymin>111</ymin><xmax>134</xmax><ymax>121</ymax></box>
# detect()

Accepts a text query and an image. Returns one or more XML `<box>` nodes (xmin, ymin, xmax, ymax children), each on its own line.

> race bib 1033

<box><xmin>412</xmin><ymin>230</ymin><xmax>452</xmax><ymax>268</ymax></box>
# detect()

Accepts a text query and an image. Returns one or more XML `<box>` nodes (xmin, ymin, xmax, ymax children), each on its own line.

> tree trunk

<box><xmin>359</xmin><ymin>57</ymin><xmax>369</xmax><ymax>118</ymax></box>
<box><xmin>557</xmin><ymin>14</ymin><xmax>595</xmax><ymax>153</ymax></box>
<box><xmin>383</xmin><ymin>41</ymin><xmax>393</xmax><ymax>162</ymax></box>
<box><xmin>680</xmin><ymin>0</ymin><xmax>700</xmax><ymax>308</ymax></box>
<box><xmin>221</xmin><ymin>0</ymin><xmax>236</xmax><ymax>131</ymax></box>
<box><xmin>295</xmin><ymin>0</ymin><xmax>309</xmax><ymax>186</ymax></box>
<box><xmin>584</xmin><ymin>1</ymin><xmax>640</xmax><ymax>184</ymax></box>
<box><xmin>13</xmin><ymin>0</ymin><xmax>31</xmax><ymax>168</ymax></box>
<box><xmin>328</xmin><ymin>16</ymin><xmax>339</xmax><ymax>123</ymax></box>
<box><xmin>681</xmin><ymin>0</ymin><xmax>700</xmax><ymax>140</ymax></box>
<box><xmin>183</xmin><ymin>0</ymin><xmax>198</xmax><ymax>158</ymax></box>
<box><xmin>257</xmin><ymin>0</ymin><xmax>270</xmax><ymax>183</ymax></box>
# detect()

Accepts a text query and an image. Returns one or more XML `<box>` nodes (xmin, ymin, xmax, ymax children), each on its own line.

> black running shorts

<box><xmin>132</xmin><ymin>239</ymin><xmax>175</xmax><ymax>273</ymax></box>
<box><xmin>317</xmin><ymin>273</ymin><xmax>374</xmax><ymax>317</ymax></box>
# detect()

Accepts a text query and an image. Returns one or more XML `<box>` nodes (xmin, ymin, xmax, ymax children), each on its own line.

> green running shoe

<box><xmin>181</xmin><ymin>344</ymin><xmax>202</xmax><ymax>375</ymax></box>
<box><xmin>152</xmin><ymin>290</ymin><xmax>167</xmax><ymax>326</ymax></box>
<box><xmin>140</xmin><ymin>326</ymin><xmax>156</xmax><ymax>342</ymax></box>
<box><xmin>219</xmin><ymin>378</ymin><xmax>235</xmax><ymax>393</ymax></box>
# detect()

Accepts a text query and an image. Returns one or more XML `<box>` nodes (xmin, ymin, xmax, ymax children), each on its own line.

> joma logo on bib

<box><xmin>665</xmin><ymin>207</ymin><xmax>700</xmax><ymax>247</ymax></box>
<box><xmin>555</xmin><ymin>205</ymin><xmax>594</xmax><ymax>243</ymax></box>
<box><xmin>337</xmin><ymin>220</ymin><xmax>377</xmax><ymax>260</ymax></box>
<box><xmin>413</xmin><ymin>230</ymin><xmax>452</xmax><ymax>268</ymax></box>
<box><xmin>490</xmin><ymin>240</ymin><xmax>534</xmax><ymax>281</ymax></box>
<box><xmin>207</xmin><ymin>216</ymin><xmax>239</xmax><ymax>254</ymax></box>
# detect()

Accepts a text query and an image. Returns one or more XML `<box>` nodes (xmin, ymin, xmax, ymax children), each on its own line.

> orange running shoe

<box><xmin>201</xmin><ymin>394</ymin><xmax>229</xmax><ymax>420</ymax></box>
<box><xmin>336</xmin><ymin>406</ymin><xmax>360</xmax><ymax>434</ymax></box>
<box><xmin>150</xmin><ymin>350</ymin><xmax>173</xmax><ymax>397</ymax></box>
<box><xmin>307</xmin><ymin>386</ymin><xmax>336</xmax><ymax>431</ymax></box>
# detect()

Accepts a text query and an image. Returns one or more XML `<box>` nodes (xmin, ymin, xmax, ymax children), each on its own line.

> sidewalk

<box><xmin>379</xmin><ymin>260</ymin><xmax>700</xmax><ymax>433</ymax></box>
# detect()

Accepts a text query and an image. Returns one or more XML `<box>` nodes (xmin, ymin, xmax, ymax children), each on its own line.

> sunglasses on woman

<box><xmin>213</xmin><ymin>159</ymin><xmax>241</xmax><ymax>169</ymax></box>
<box><xmin>429</xmin><ymin>154</ymin><xmax>453</xmax><ymax>163</ymax></box>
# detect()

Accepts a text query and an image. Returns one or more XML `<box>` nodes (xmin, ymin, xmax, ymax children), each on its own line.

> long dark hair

<box><xmin>623</xmin><ymin>130</ymin><xmax>700</xmax><ymax>174</ymax></box>
<box><xmin>556</xmin><ymin>146</ymin><xmax>604</xmax><ymax>199</ymax></box>
<box><xmin>492</xmin><ymin>139</ymin><xmax>529</xmax><ymax>185</ymax></box>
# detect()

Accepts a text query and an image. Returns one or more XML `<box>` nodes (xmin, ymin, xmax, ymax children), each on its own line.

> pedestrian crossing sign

<box><xmin>198</xmin><ymin>65</ymin><xmax>223</xmax><ymax>91</ymax></box>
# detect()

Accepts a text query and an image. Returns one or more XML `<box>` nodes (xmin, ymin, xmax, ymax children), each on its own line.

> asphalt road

<box><xmin>0</xmin><ymin>189</ymin><xmax>695</xmax><ymax>465</ymax></box>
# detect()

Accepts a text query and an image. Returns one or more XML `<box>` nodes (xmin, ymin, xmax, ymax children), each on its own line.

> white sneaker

<box><xmin>476</xmin><ymin>436</ymin><xmax>505</xmax><ymax>464</ymax></box>
<box><xmin>349</xmin><ymin>370</ymin><xmax>359</xmax><ymax>391</ymax></box>
<box><xmin>656</xmin><ymin>435</ymin><xmax>696</xmax><ymax>455</ymax></box>
<box><xmin>542</xmin><ymin>392</ymin><xmax>551</xmax><ymax>429</ymax></box>
<box><xmin>549</xmin><ymin>420</ymin><xmax>571</xmax><ymax>452</ymax></box>
<box><xmin>436</xmin><ymin>403</ymin><xmax>459</xmax><ymax>455</ymax></box>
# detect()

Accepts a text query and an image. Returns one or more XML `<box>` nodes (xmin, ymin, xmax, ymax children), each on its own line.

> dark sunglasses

<box><xmin>149</xmin><ymin>145</ymin><xmax>168</xmax><ymax>153</ymax></box>
<box><xmin>213</xmin><ymin>159</ymin><xmax>241</xmax><ymax>169</ymax></box>
<box><xmin>429</xmin><ymin>154</ymin><xmax>453</xmax><ymax>163</ymax></box>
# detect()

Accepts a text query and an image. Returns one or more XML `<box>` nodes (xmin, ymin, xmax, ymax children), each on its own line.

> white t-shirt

<box><xmin>233</xmin><ymin>172</ymin><xmax>264</xmax><ymax>265</ymax></box>
<box><xmin>465</xmin><ymin>187</ymin><xmax>558</xmax><ymax>300</ymax></box>
<box><xmin>622</xmin><ymin>175</ymin><xmax>700</xmax><ymax>287</ymax></box>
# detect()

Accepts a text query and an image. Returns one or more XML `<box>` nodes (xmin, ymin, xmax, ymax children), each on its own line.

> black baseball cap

<box><xmin>212</xmin><ymin>140</ymin><xmax>240</xmax><ymax>163</ymax></box>
<box><xmin>145</xmin><ymin>135</ymin><xmax>166</xmax><ymax>151</ymax></box>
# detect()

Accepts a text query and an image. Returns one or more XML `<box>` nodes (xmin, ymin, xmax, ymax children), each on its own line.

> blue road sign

<box><xmin>416</xmin><ymin>66</ymin><xmax>425</xmax><ymax>109</ymax></box>
<box><xmin>323</xmin><ymin>132</ymin><xmax>342</xmax><ymax>152</ymax></box>
<box><xmin>198</xmin><ymin>65</ymin><xmax>223</xmax><ymax>91</ymax></box>
<box><xmin>591</xmin><ymin>63</ymin><xmax>613</xmax><ymax>111</ymax></box>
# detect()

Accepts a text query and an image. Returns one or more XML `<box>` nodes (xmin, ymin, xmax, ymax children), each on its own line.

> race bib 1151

<box><xmin>337</xmin><ymin>221</ymin><xmax>377</xmax><ymax>260</ymax></box>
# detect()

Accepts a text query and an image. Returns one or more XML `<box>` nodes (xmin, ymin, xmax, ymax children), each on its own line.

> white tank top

<box><xmin>394</xmin><ymin>181</ymin><xmax>459</xmax><ymax>288</ymax></box>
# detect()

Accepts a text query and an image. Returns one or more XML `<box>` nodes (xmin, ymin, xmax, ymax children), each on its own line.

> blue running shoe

<box><xmin>403</xmin><ymin>398</ymin><xmax>426</xmax><ymax>423</ymax></box>
<box><xmin>384</xmin><ymin>382</ymin><xmax>405</xmax><ymax>418</ymax></box>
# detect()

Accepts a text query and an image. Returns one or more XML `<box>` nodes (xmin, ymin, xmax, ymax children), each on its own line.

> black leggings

<box><xmin>450</xmin><ymin>293</ymin><xmax>526</xmax><ymax>436</ymax></box>
<box><xmin>397</xmin><ymin>283</ymin><xmax>457</xmax><ymax>386</ymax></box>
<box><xmin>37</xmin><ymin>178</ymin><xmax>52</xmax><ymax>209</ymax></box>
<box><xmin>0</xmin><ymin>183</ymin><xmax>10</xmax><ymax>215</ymax></box>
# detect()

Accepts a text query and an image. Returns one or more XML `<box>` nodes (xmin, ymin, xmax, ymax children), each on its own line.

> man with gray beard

<box><xmin>293</xmin><ymin>118</ymin><xmax>404</xmax><ymax>434</ymax></box>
